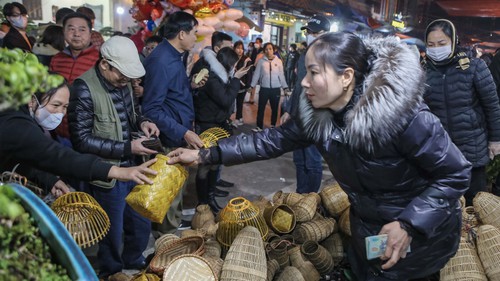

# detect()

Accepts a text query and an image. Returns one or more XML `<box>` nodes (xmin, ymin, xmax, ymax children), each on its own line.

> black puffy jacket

<box><xmin>207</xmin><ymin>37</ymin><xmax>471</xmax><ymax>280</ymax></box>
<box><xmin>68</xmin><ymin>67</ymin><xmax>148</xmax><ymax>165</ymax></box>
<box><xmin>425</xmin><ymin>56</ymin><xmax>500</xmax><ymax>167</ymax></box>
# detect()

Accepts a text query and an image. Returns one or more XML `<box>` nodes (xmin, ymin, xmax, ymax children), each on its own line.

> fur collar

<box><xmin>32</xmin><ymin>43</ymin><xmax>60</xmax><ymax>56</ymax></box>
<box><xmin>201</xmin><ymin>48</ymin><xmax>229</xmax><ymax>84</ymax></box>
<box><xmin>297</xmin><ymin>36</ymin><xmax>424</xmax><ymax>153</ymax></box>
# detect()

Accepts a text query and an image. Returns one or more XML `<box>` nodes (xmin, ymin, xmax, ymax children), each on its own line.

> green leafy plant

<box><xmin>0</xmin><ymin>48</ymin><xmax>64</xmax><ymax>111</ymax></box>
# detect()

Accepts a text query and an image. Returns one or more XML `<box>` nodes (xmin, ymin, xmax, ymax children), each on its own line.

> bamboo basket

<box><xmin>300</xmin><ymin>241</ymin><xmax>334</xmax><ymax>275</ymax></box>
<box><xmin>293</xmin><ymin>218</ymin><xmax>336</xmax><ymax>244</ymax></box>
<box><xmin>459</xmin><ymin>196</ymin><xmax>466</xmax><ymax>209</ymax></box>
<box><xmin>200</xmin><ymin>127</ymin><xmax>230</xmax><ymax>148</ymax></box>
<box><xmin>476</xmin><ymin>225</ymin><xmax>500</xmax><ymax>280</ymax></box>
<box><xmin>292</xmin><ymin>194</ymin><xmax>318</xmax><ymax>223</ymax></box>
<box><xmin>308</xmin><ymin>192</ymin><xmax>321</xmax><ymax>206</ymax></box>
<box><xmin>252</xmin><ymin>196</ymin><xmax>272</xmax><ymax>216</ymax></box>
<box><xmin>155</xmin><ymin>233</ymin><xmax>180</xmax><ymax>253</ymax></box>
<box><xmin>266</xmin><ymin>259</ymin><xmax>280</xmax><ymax>281</ymax></box>
<box><xmin>216</xmin><ymin>197</ymin><xmax>269</xmax><ymax>251</ymax></box>
<box><xmin>272</xmin><ymin>191</ymin><xmax>285</xmax><ymax>204</ymax></box>
<box><xmin>283</xmin><ymin>192</ymin><xmax>304</xmax><ymax>206</ymax></box>
<box><xmin>201</xmin><ymin>221</ymin><xmax>219</xmax><ymax>238</ymax></box>
<box><xmin>319</xmin><ymin>183</ymin><xmax>350</xmax><ymax>218</ymax></box>
<box><xmin>51</xmin><ymin>192</ymin><xmax>110</xmax><ymax>248</ymax></box>
<box><xmin>473</xmin><ymin>192</ymin><xmax>500</xmax><ymax>230</ymax></box>
<box><xmin>320</xmin><ymin>232</ymin><xmax>344</xmax><ymax>263</ymax></box>
<box><xmin>288</xmin><ymin>246</ymin><xmax>307</xmax><ymax>267</ymax></box>
<box><xmin>203</xmin><ymin>256</ymin><xmax>224</xmax><ymax>280</ymax></box>
<box><xmin>296</xmin><ymin>261</ymin><xmax>321</xmax><ymax>281</ymax></box>
<box><xmin>440</xmin><ymin>237</ymin><xmax>487</xmax><ymax>281</ymax></box>
<box><xmin>192</xmin><ymin>204</ymin><xmax>216</xmax><ymax>230</ymax></box>
<box><xmin>220</xmin><ymin>226</ymin><xmax>267</xmax><ymax>281</ymax></box>
<box><xmin>203</xmin><ymin>239</ymin><xmax>222</xmax><ymax>259</ymax></box>
<box><xmin>130</xmin><ymin>272</ymin><xmax>161</xmax><ymax>281</ymax></box>
<box><xmin>263</xmin><ymin>204</ymin><xmax>296</xmax><ymax>234</ymax></box>
<box><xmin>276</xmin><ymin>266</ymin><xmax>305</xmax><ymax>281</ymax></box>
<box><xmin>149</xmin><ymin>236</ymin><xmax>205</xmax><ymax>276</ymax></box>
<box><xmin>163</xmin><ymin>254</ymin><xmax>217</xmax><ymax>281</ymax></box>
<box><xmin>339</xmin><ymin>209</ymin><xmax>351</xmax><ymax>236</ymax></box>
<box><xmin>181</xmin><ymin>229</ymin><xmax>207</xmax><ymax>239</ymax></box>
<box><xmin>266</xmin><ymin>239</ymin><xmax>290</xmax><ymax>270</ymax></box>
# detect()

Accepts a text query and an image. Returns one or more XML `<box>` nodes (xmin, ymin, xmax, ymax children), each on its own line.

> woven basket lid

<box><xmin>150</xmin><ymin>236</ymin><xmax>205</xmax><ymax>276</ymax></box>
<box><xmin>200</xmin><ymin>127</ymin><xmax>230</xmax><ymax>148</ymax></box>
<box><xmin>163</xmin><ymin>254</ymin><xmax>217</xmax><ymax>281</ymax></box>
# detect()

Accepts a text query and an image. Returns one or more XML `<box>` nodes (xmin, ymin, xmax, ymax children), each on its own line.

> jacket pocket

<box><xmin>93</xmin><ymin>114</ymin><xmax>116</xmax><ymax>134</ymax></box>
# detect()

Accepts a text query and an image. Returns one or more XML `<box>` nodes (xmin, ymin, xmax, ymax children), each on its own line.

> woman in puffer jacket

<box><xmin>167</xmin><ymin>32</ymin><xmax>471</xmax><ymax>281</ymax></box>
<box><xmin>424</xmin><ymin>19</ymin><xmax>500</xmax><ymax>206</ymax></box>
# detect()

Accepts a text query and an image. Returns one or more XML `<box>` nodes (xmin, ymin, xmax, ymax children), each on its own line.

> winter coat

<box><xmin>0</xmin><ymin>107</ymin><xmax>112</xmax><ymax>191</ymax></box>
<box><xmin>2</xmin><ymin>27</ymin><xmax>34</xmax><ymax>52</ymax></box>
<box><xmin>32</xmin><ymin>43</ymin><xmax>60</xmax><ymax>67</ymax></box>
<box><xmin>250</xmin><ymin>55</ymin><xmax>288</xmax><ymax>89</ymax></box>
<box><xmin>68</xmin><ymin>66</ymin><xmax>148</xmax><ymax>166</ymax></box>
<box><xmin>194</xmin><ymin>48</ymin><xmax>241</xmax><ymax>127</ymax></box>
<box><xmin>425</xmin><ymin>56</ymin><xmax>500</xmax><ymax>167</ymax></box>
<box><xmin>207</xmin><ymin>37</ymin><xmax>471</xmax><ymax>280</ymax></box>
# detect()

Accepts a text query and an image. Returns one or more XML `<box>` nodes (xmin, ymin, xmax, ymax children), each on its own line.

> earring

<box><xmin>343</xmin><ymin>86</ymin><xmax>347</xmax><ymax>91</ymax></box>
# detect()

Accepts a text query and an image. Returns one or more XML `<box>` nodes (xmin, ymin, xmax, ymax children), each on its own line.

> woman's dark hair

<box><xmin>308</xmin><ymin>32</ymin><xmax>370</xmax><ymax>86</ymax></box>
<box><xmin>62</xmin><ymin>12</ymin><xmax>92</xmax><ymax>30</ymax></box>
<box><xmin>217</xmin><ymin>47</ymin><xmax>239</xmax><ymax>72</ymax></box>
<box><xmin>425</xmin><ymin>20</ymin><xmax>454</xmax><ymax>43</ymax></box>
<box><xmin>40</xmin><ymin>25</ymin><xmax>65</xmax><ymax>51</ymax></box>
<box><xmin>76</xmin><ymin>6</ymin><xmax>96</xmax><ymax>20</ymax></box>
<box><xmin>3</xmin><ymin>2</ymin><xmax>28</xmax><ymax>17</ymax></box>
<box><xmin>263</xmin><ymin>42</ymin><xmax>275</xmax><ymax>52</ymax></box>
<box><xmin>146</xmin><ymin>35</ymin><xmax>162</xmax><ymax>45</ymax></box>
<box><xmin>33</xmin><ymin>76</ymin><xmax>68</xmax><ymax>108</ymax></box>
<box><xmin>234</xmin><ymin>40</ymin><xmax>244</xmax><ymax>50</ymax></box>
<box><xmin>158</xmin><ymin>11</ymin><xmax>198</xmax><ymax>40</ymax></box>
<box><xmin>211</xmin><ymin>31</ymin><xmax>232</xmax><ymax>50</ymax></box>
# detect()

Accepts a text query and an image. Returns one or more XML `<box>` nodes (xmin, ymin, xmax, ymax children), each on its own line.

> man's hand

<box><xmin>51</xmin><ymin>180</ymin><xmax>70</xmax><ymax>198</ymax></box>
<box><xmin>280</xmin><ymin>112</ymin><xmax>291</xmax><ymax>124</ymax></box>
<box><xmin>184</xmin><ymin>130</ymin><xmax>204</xmax><ymax>149</ymax></box>
<box><xmin>108</xmin><ymin>158</ymin><xmax>158</xmax><ymax>185</ymax></box>
<box><xmin>379</xmin><ymin>221</ymin><xmax>412</xmax><ymax>270</ymax></box>
<box><xmin>132</xmin><ymin>79</ymin><xmax>143</xmax><ymax>98</ymax></box>
<box><xmin>167</xmin><ymin>148</ymin><xmax>201</xmax><ymax>166</ymax></box>
<box><xmin>191</xmin><ymin>73</ymin><xmax>208</xmax><ymax>89</ymax></box>
<box><xmin>131</xmin><ymin>137</ymin><xmax>158</xmax><ymax>155</ymax></box>
<box><xmin>140</xmin><ymin>121</ymin><xmax>160</xmax><ymax>137</ymax></box>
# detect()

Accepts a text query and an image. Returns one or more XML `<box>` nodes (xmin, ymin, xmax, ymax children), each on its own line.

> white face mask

<box><xmin>307</xmin><ymin>34</ymin><xmax>316</xmax><ymax>45</ymax></box>
<box><xmin>32</xmin><ymin>98</ymin><xmax>64</xmax><ymax>131</ymax></box>
<box><xmin>426</xmin><ymin>45</ymin><xmax>452</xmax><ymax>62</ymax></box>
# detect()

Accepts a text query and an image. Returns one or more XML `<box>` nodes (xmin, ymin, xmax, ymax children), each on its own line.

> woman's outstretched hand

<box><xmin>108</xmin><ymin>158</ymin><xmax>158</xmax><ymax>185</ymax></box>
<box><xmin>167</xmin><ymin>148</ymin><xmax>201</xmax><ymax>166</ymax></box>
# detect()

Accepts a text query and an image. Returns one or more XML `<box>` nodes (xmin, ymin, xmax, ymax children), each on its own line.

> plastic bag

<box><xmin>125</xmin><ymin>154</ymin><xmax>188</xmax><ymax>223</ymax></box>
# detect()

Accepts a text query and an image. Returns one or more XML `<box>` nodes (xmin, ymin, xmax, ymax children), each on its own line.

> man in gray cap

<box><xmin>67</xmin><ymin>36</ymin><xmax>160</xmax><ymax>279</ymax></box>
<box><xmin>281</xmin><ymin>14</ymin><xmax>331</xmax><ymax>194</ymax></box>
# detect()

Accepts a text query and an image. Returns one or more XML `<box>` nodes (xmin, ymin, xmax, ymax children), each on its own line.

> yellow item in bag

<box><xmin>126</xmin><ymin>154</ymin><xmax>188</xmax><ymax>223</ymax></box>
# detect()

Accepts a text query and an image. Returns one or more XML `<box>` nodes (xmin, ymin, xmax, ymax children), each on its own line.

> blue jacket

<box><xmin>143</xmin><ymin>39</ymin><xmax>194</xmax><ymax>147</ymax></box>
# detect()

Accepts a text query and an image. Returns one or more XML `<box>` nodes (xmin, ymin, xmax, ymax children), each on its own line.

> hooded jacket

<box><xmin>207</xmin><ymin>36</ymin><xmax>471</xmax><ymax>279</ymax></box>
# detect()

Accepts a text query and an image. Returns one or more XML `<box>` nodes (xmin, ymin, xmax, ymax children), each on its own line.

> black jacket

<box><xmin>2</xmin><ymin>27</ymin><xmax>34</xmax><ymax>52</ymax></box>
<box><xmin>0</xmin><ymin>107</ymin><xmax>112</xmax><ymax>191</ymax></box>
<box><xmin>68</xmin><ymin>66</ymin><xmax>148</xmax><ymax>165</ymax></box>
<box><xmin>207</xmin><ymin>37</ymin><xmax>471</xmax><ymax>280</ymax></box>
<box><xmin>425</xmin><ymin>56</ymin><xmax>500</xmax><ymax>167</ymax></box>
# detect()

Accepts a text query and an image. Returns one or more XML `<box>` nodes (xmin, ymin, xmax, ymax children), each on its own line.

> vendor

<box><xmin>0</xmin><ymin>79</ymin><xmax>157</xmax><ymax>197</ymax></box>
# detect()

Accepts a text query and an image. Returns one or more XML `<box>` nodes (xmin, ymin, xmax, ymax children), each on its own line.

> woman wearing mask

<box><xmin>2</xmin><ymin>2</ymin><xmax>34</xmax><ymax>52</ymax></box>
<box><xmin>250</xmin><ymin>42</ymin><xmax>288</xmax><ymax>132</ymax></box>
<box><xmin>167</xmin><ymin>32</ymin><xmax>471</xmax><ymax>280</ymax></box>
<box><xmin>233</xmin><ymin>40</ymin><xmax>253</xmax><ymax>126</ymax></box>
<box><xmin>424</xmin><ymin>19</ymin><xmax>500</xmax><ymax>206</ymax></box>
<box><xmin>194</xmin><ymin>47</ymin><xmax>250</xmax><ymax>212</ymax></box>
<box><xmin>0</xmin><ymin>81</ymin><xmax>157</xmax><ymax>197</ymax></box>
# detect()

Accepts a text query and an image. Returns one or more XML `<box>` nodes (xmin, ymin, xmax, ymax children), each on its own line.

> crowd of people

<box><xmin>2</xmin><ymin>2</ymin><xmax>500</xmax><ymax>280</ymax></box>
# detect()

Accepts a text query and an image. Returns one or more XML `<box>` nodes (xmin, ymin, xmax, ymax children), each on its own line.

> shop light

<box><xmin>116</xmin><ymin>7</ymin><xmax>125</xmax><ymax>15</ymax></box>
<box><xmin>331</xmin><ymin>21</ymin><xmax>339</xmax><ymax>32</ymax></box>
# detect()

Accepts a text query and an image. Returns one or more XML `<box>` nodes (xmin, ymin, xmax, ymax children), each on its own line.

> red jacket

<box><xmin>50</xmin><ymin>46</ymin><xmax>100</xmax><ymax>138</ymax></box>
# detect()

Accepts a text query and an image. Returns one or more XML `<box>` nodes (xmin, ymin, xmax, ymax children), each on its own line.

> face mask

<box><xmin>32</xmin><ymin>97</ymin><xmax>64</xmax><ymax>130</ymax></box>
<box><xmin>426</xmin><ymin>45</ymin><xmax>452</xmax><ymax>62</ymax></box>
<box><xmin>9</xmin><ymin>16</ymin><xmax>25</xmax><ymax>29</ymax></box>
<box><xmin>307</xmin><ymin>34</ymin><xmax>316</xmax><ymax>45</ymax></box>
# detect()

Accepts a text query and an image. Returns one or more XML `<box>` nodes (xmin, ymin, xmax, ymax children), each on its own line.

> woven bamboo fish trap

<box><xmin>266</xmin><ymin>259</ymin><xmax>280</xmax><ymax>281</ymax></box>
<box><xmin>272</xmin><ymin>191</ymin><xmax>285</xmax><ymax>204</ymax></box>
<box><xmin>201</xmin><ymin>221</ymin><xmax>219</xmax><ymax>238</ymax></box>
<box><xmin>283</xmin><ymin>192</ymin><xmax>304</xmax><ymax>207</ymax></box>
<box><xmin>276</xmin><ymin>266</ymin><xmax>305</xmax><ymax>281</ymax></box>
<box><xmin>162</xmin><ymin>254</ymin><xmax>217</xmax><ymax>281</ymax></box>
<box><xmin>293</xmin><ymin>218</ymin><xmax>336</xmax><ymax>244</ymax></box>
<box><xmin>460</xmin><ymin>196</ymin><xmax>466</xmax><ymax>209</ymax></box>
<box><xmin>149</xmin><ymin>236</ymin><xmax>205</xmax><ymax>276</ymax></box>
<box><xmin>476</xmin><ymin>225</ymin><xmax>500</xmax><ymax>280</ymax></box>
<box><xmin>300</xmin><ymin>241</ymin><xmax>334</xmax><ymax>275</ymax></box>
<box><xmin>217</xmin><ymin>197</ymin><xmax>269</xmax><ymax>251</ymax></box>
<box><xmin>339</xmin><ymin>209</ymin><xmax>351</xmax><ymax>236</ymax></box>
<box><xmin>200</xmin><ymin>127</ymin><xmax>230</xmax><ymax>148</ymax></box>
<box><xmin>203</xmin><ymin>256</ymin><xmax>224</xmax><ymax>280</ymax></box>
<box><xmin>181</xmin><ymin>229</ymin><xmax>207</xmax><ymax>239</ymax></box>
<box><xmin>131</xmin><ymin>272</ymin><xmax>160</xmax><ymax>281</ymax></box>
<box><xmin>473</xmin><ymin>192</ymin><xmax>500</xmax><ymax>230</ymax></box>
<box><xmin>263</xmin><ymin>204</ymin><xmax>296</xmax><ymax>234</ymax></box>
<box><xmin>296</xmin><ymin>261</ymin><xmax>321</xmax><ymax>281</ymax></box>
<box><xmin>320</xmin><ymin>232</ymin><xmax>344</xmax><ymax>263</ymax></box>
<box><xmin>292</xmin><ymin>194</ymin><xmax>318</xmax><ymax>223</ymax></box>
<box><xmin>267</xmin><ymin>239</ymin><xmax>291</xmax><ymax>270</ymax></box>
<box><xmin>288</xmin><ymin>246</ymin><xmax>307</xmax><ymax>267</ymax></box>
<box><xmin>440</xmin><ymin>237</ymin><xmax>487</xmax><ymax>281</ymax></box>
<box><xmin>220</xmin><ymin>226</ymin><xmax>267</xmax><ymax>281</ymax></box>
<box><xmin>155</xmin><ymin>233</ymin><xmax>180</xmax><ymax>253</ymax></box>
<box><xmin>320</xmin><ymin>182</ymin><xmax>350</xmax><ymax>218</ymax></box>
<box><xmin>192</xmin><ymin>204</ymin><xmax>216</xmax><ymax>230</ymax></box>
<box><xmin>51</xmin><ymin>192</ymin><xmax>110</xmax><ymax>248</ymax></box>
<box><xmin>126</xmin><ymin>154</ymin><xmax>188</xmax><ymax>223</ymax></box>
<box><xmin>252</xmin><ymin>196</ymin><xmax>272</xmax><ymax>216</ymax></box>
<box><xmin>308</xmin><ymin>192</ymin><xmax>322</xmax><ymax>205</ymax></box>
<box><xmin>203</xmin><ymin>239</ymin><xmax>222</xmax><ymax>259</ymax></box>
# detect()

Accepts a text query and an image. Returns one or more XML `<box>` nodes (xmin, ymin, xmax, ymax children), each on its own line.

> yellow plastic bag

<box><xmin>126</xmin><ymin>154</ymin><xmax>188</xmax><ymax>223</ymax></box>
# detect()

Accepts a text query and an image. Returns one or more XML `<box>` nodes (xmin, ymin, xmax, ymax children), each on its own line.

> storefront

<box><xmin>263</xmin><ymin>10</ymin><xmax>297</xmax><ymax>49</ymax></box>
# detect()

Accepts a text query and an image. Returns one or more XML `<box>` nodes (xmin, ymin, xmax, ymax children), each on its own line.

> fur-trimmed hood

<box><xmin>297</xmin><ymin>36</ymin><xmax>425</xmax><ymax>153</ymax></box>
<box><xmin>201</xmin><ymin>48</ymin><xmax>229</xmax><ymax>84</ymax></box>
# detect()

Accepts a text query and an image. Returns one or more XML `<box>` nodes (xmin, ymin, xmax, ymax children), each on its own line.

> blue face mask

<box><xmin>426</xmin><ymin>45</ymin><xmax>452</xmax><ymax>62</ymax></box>
<box><xmin>31</xmin><ymin>97</ymin><xmax>64</xmax><ymax>131</ymax></box>
<box><xmin>9</xmin><ymin>16</ymin><xmax>26</xmax><ymax>29</ymax></box>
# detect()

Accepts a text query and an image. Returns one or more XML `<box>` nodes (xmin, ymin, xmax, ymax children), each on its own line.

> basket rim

<box><xmin>150</xmin><ymin>235</ymin><xmax>205</xmax><ymax>274</ymax></box>
<box><xmin>162</xmin><ymin>254</ymin><xmax>217</xmax><ymax>281</ymax></box>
